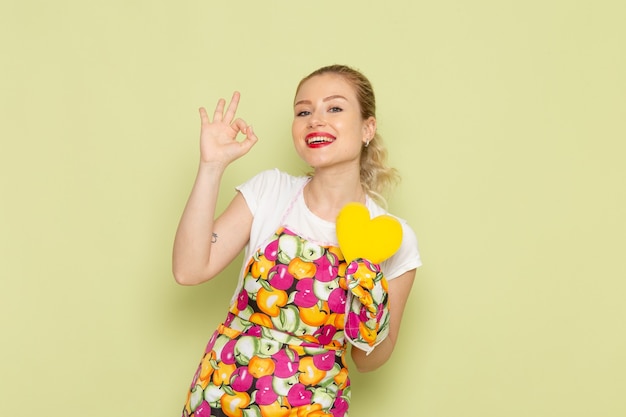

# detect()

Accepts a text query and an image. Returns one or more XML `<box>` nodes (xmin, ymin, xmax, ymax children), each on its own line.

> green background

<box><xmin>2</xmin><ymin>1</ymin><xmax>625</xmax><ymax>416</ymax></box>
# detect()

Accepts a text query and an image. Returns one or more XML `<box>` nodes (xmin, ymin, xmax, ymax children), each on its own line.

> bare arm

<box><xmin>350</xmin><ymin>268</ymin><xmax>416</xmax><ymax>372</ymax></box>
<box><xmin>172</xmin><ymin>92</ymin><xmax>258</xmax><ymax>285</ymax></box>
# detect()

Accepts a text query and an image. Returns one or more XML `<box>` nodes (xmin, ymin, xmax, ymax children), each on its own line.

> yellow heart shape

<box><xmin>336</xmin><ymin>202</ymin><xmax>403</xmax><ymax>264</ymax></box>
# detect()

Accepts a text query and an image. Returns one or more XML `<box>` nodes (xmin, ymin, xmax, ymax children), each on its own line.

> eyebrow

<box><xmin>294</xmin><ymin>95</ymin><xmax>348</xmax><ymax>107</ymax></box>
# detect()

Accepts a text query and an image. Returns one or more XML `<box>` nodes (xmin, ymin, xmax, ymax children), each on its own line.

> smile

<box><xmin>306</xmin><ymin>133</ymin><xmax>336</xmax><ymax>147</ymax></box>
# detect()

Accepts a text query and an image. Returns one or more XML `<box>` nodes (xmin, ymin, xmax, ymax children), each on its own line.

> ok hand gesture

<box><xmin>198</xmin><ymin>92</ymin><xmax>258</xmax><ymax>168</ymax></box>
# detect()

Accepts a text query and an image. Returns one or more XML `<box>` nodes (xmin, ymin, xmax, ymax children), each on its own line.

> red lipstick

<box><xmin>305</xmin><ymin>132</ymin><xmax>336</xmax><ymax>148</ymax></box>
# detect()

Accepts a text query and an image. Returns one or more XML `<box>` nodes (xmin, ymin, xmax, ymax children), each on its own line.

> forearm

<box><xmin>172</xmin><ymin>162</ymin><xmax>225</xmax><ymax>285</ymax></box>
<box><xmin>350</xmin><ymin>271</ymin><xmax>416</xmax><ymax>372</ymax></box>
<box><xmin>350</xmin><ymin>330</ymin><xmax>396</xmax><ymax>372</ymax></box>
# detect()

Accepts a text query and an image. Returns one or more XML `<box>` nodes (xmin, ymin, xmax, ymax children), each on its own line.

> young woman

<box><xmin>173</xmin><ymin>65</ymin><xmax>421</xmax><ymax>417</ymax></box>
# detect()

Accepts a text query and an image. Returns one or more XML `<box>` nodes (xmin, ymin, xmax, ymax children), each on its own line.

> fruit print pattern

<box><xmin>182</xmin><ymin>227</ymin><xmax>389</xmax><ymax>417</ymax></box>
<box><xmin>344</xmin><ymin>259</ymin><xmax>390</xmax><ymax>353</ymax></box>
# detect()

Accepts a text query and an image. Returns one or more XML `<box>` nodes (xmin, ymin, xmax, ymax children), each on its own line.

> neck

<box><xmin>304</xmin><ymin>169</ymin><xmax>366</xmax><ymax>222</ymax></box>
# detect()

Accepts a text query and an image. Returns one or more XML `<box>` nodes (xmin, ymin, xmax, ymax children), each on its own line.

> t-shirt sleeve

<box><xmin>381</xmin><ymin>219</ymin><xmax>422</xmax><ymax>280</ymax></box>
<box><xmin>235</xmin><ymin>169</ymin><xmax>302</xmax><ymax>259</ymax></box>
<box><xmin>235</xmin><ymin>168</ymin><xmax>283</xmax><ymax>216</ymax></box>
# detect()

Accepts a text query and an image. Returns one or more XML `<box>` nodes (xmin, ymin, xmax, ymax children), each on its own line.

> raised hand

<box><xmin>198</xmin><ymin>91</ymin><xmax>258</xmax><ymax>167</ymax></box>
<box><xmin>173</xmin><ymin>92</ymin><xmax>258</xmax><ymax>286</ymax></box>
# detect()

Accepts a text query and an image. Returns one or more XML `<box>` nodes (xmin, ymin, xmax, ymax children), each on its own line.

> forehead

<box><xmin>295</xmin><ymin>73</ymin><xmax>357</xmax><ymax>102</ymax></box>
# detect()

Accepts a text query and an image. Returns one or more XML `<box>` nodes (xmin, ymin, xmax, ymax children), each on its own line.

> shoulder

<box><xmin>238</xmin><ymin>168</ymin><xmax>306</xmax><ymax>190</ymax></box>
<box><xmin>236</xmin><ymin>169</ymin><xmax>308</xmax><ymax>215</ymax></box>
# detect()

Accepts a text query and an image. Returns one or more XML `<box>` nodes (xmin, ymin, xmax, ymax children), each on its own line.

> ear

<box><xmin>362</xmin><ymin>116</ymin><xmax>377</xmax><ymax>143</ymax></box>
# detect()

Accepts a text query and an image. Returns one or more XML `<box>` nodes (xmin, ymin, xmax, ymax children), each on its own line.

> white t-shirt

<box><xmin>232</xmin><ymin>169</ymin><xmax>421</xmax><ymax>301</ymax></box>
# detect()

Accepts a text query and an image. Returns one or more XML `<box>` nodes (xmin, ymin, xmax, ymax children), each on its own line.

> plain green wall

<box><xmin>2</xmin><ymin>0</ymin><xmax>625</xmax><ymax>416</ymax></box>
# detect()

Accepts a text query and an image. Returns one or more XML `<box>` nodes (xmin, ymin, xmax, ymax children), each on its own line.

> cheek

<box><xmin>292</xmin><ymin>118</ymin><xmax>306</xmax><ymax>140</ymax></box>
<box><xmin>291</xmin><ymin>125</ymin><xmax>302</xmax><ymax>150</ymax></box>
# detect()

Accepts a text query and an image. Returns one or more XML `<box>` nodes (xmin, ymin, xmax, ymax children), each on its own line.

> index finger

<box><xmin>222</xmin><ymin>91</ymin><xmax>241</xmax><ymax>124</ymax></box>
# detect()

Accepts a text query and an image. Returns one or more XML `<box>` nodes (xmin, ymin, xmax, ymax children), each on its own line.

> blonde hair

<box><xmin>296</xmin><ymin>65</ymin><xmax>400</xmax><ymax>206</ymax></box>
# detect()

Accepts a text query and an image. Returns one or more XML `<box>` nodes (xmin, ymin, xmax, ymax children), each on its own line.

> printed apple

<box><xmin>313</xmin><ymin>278</ymin><xmax>339</xmax><ymax>300</ymax></box>
<box><xmin>313</xmin><ymin>251</ymin><xmax>339</xmax><ymax>282</ymax></box>
<box><xmin>311</xmin><ymin>387</ymin><xmax>334</xmax><ymax>409</ymax></box>
<box><xmin>288</xmin><ymin>257</ymin><xmax>317</xmax><ymax>279</ymax></box>
<box><xmin>299</xmin><ymin>302</ymin><xmax>330</xmax><ymax>327</ymax></box>
<box><xmin>234</xmin><ymin>336</ymin><xmax>259</xmax><ymax>365</ymax></box>
<box><xmin>242</xmin><ymin>405</ymin><xmax>262</xmax><ymax>417</ymax></box>
<box><xmin>198</xmin><ymin>353</ymin><xmax>214</xmax><ymax>388</ymax></box>
<box><xmin>212</xmin><ymin>361</ymin><xmax>237</xmax><ymax>386</ymax></box>
<box><xmin>242</xmin><ymin>324</ymin><xmax>262</xmax><ymax>337</ymax></box>
<box><xmin>230</xmin><ymin>366</ymin><xmax>253</xmax><ymax>392</ymax></box>
<box><xmin>211</xmin><ymin>333</ymin><xmax>229</xmax><ymax>356</ymax></box>
<box><xmin>189</xmin><ymin>384</ymin><xmax>204</xmax><ymax>412</ymax></box>
<box><xmin>267</xmin><ymin>264</ymin><xmax>294</xmax><ymax>290</ymax></box>
<box><xmin>330</xmin><ymin>392</ymin><xmax>350</xmax><ymax>417</ymax></box>
<box><xmin>220</xmin><ymin>339</ymin><xmax>238</xmax><ymax>365</ymax></box>
<box><xmin>256</xmin><ymin>287</ymin><xmax>288</xmax><ymax>317</ymax></box>
<box><xmin>235</xmin><ymin>305</ymin><xmax>254</xmax><ymax>322</ymax></box>
<box><xmin>249</xmin><ymin>312</ymin><xmax>274</xmax><ymax>329</ymax></box>
<box><xmin>244</xmin><ymin>274</ymin><xmax>263</xmax><ymax>297</ymax></box>
<box><xmin>236</xmin><ymin>289</ymin><xmax>249</xmax><ymax>311</ymax></box>
<box><xmin>278</xmin><ymin>234</ymin><xmax>302</xmax><ymax>264</ymax></box>
<box><xmin>314</xmin><ymin>325</ymin><xmax>337</xmax><ymax>346</ymax></box>
<box><xmin>318</xmin><ymin>363</ymin><xmax>342</xmax><ymax>389</ymax></box>
<box><xmin>298</xmin><ymin>356</ymin><xmax>326</xmax><ymax>385</ymax></box>
<box><xmin>272</xmin><ymin>348</ymin><xmax>300</xmax><ymax>378</ymax></box>
<box><xmin>224</xmin><ymin>313</ymin><xmax>235</xmax><ymax>327</ymax></box>
<box><xmin>287</xmin><ymin>383</ymin><xmax>313</xmax><ymax>407</ymax></box>
<box><xmin>271</xmin><ymin>373</ymin><xmax>299</xmax><ymax>396</ymax></box>
<box><xmin>229</xmin><ymin>310</ymin><xmax>254</xmax><ymax>332</ymax></box>
<box><xmin>194</xmin><ymin>400</ymin><xmax>212</xmax><ymax>417</ymax></box>
<box><xmin>294</xmin><ymin>320</ymin><xmax>318</xmax><ymax>340</ymax></box>
<box><xmin>258</xmin><ymin>337</ymin><xmax>281</xmax><ymax>357</ymax></box>
<box><xmin>248</xmin><ymin>355</ymin><xmax>276</xmax><ymax>378</ymax></box>
<box><xmin>300</xmin><ymin>240</ymin><xmax>324</xmax><ymax>262</ymax></box>
<box><xmin>344</xmin><ymin>312</ymin><xmax>360</xmax><ymax>340</ymax></box>
<box><xmin>258</xmin><ymin>401</ymin><xmax>290</xmax><ymax>417</ymax></box>
<box><xmin>251</xmin><ymin>254</ymin><xmax>274</xmax><ymax>280</ymax></box>
<box><xmin>220</xmin><ymin>391</ymin><xmax>250</xmax><ymax>417</ymax></box>
<box><xmin>370</xmin><ymin>279</ymin><xmax>387</xmax><ymax>305</ymax></box>
<box><xmin>327</xmin><ymin>287</ymin><xmax>347</xmax><ymax>314</ymax></box>
<box><xmin>263</xmin><ymin>238</ymin><xmax>279</xmax><ymax>261</ymax></box>
<box><xmin>346</xmin><ymin>260</ymin><xmax>359</xmax><ymax>276</ymax></box>
<box><xmin>333</xmin><ymin>368</ymin><xmax>349</xmax><ymax>390</ymax></box>
<box><xmin>205</xmin><ymin>331</ymin><xmax>219</xmax><ymax>353</ymax></box>
<box><xmin>254</xmin><ymin>375</ymin><xmax>279</xmax><ymax>406</ymax></box>
<box><xmin>294</xmin><ymin>278</ymin><xmax>317</xmax><ymax>308</ymax></box>
<box><xmin>312</xmin><ymin>350</ymin><xmax>336</xmax><ymax>371</ymax></box>
<box><xmin>271</xmin><ymin>304</ymin><xmax>300</xmax><ymax>334</ymax></box>
<box><xmin>203</xmin><ymin>382</ymin><xmax>225</xmax><ymax>407</ymax></box>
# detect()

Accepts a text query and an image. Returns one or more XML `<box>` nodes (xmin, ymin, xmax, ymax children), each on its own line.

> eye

<box><xmin>296</xmin><ymin>110</ymin><xmax>310</xmax><ymax>117</ymax></box>
<box><xmin>329</xmin><ymin>106</ymin><xmax>343</xmax><ymax>113</ymax></box>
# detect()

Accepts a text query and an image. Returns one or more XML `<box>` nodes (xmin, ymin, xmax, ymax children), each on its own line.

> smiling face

<box><xmin>292</xmin><ymin>73</ymin><xmax>376</xmax><ymax>171</ymax></box>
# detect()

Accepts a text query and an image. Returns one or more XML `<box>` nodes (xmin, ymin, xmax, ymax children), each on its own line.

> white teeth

<box><xmin>307</xmin><ymin>136</ymin><xmax>334</xmax><ymax>145</ymax></box>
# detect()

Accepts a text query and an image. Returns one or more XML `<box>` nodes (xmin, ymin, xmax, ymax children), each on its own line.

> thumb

<box><xmin>240</xmin><ymin>125</ymin><xmax>259</xmax><ymax>151</ymax></box>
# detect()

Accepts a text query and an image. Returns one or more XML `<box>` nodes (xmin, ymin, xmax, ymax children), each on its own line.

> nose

<box><xmin>307</xmin><ymin>108</ymin><xmax>326</xmax><ymax>128</ymax></box>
